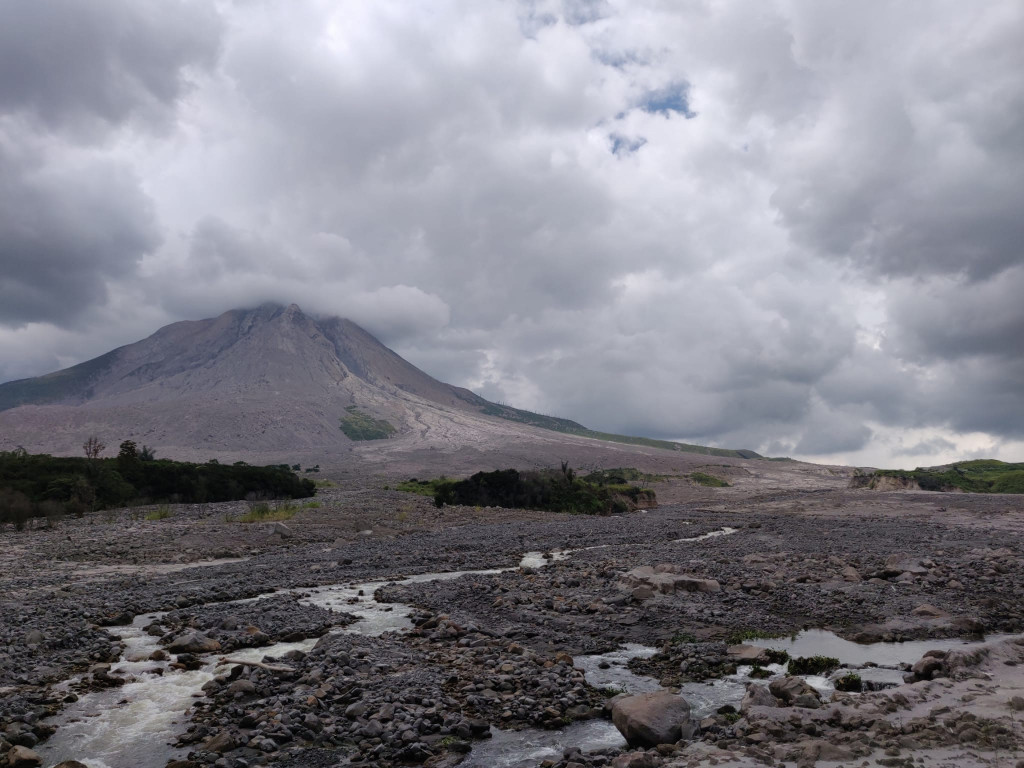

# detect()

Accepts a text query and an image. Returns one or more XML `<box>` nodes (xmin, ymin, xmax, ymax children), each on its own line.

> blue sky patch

<box><xmin>640</xmin><ymin>83</ymin><xmax>696</xmax><ymax>118</ymax></box>
<box><xmin>610</xmin><ymin>134</ymin><xmax>647</xmax><ymax>155</ymax></box>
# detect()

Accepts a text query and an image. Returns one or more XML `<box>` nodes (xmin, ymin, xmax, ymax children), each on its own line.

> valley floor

<box><xmin>2</xmin><ymin>461</ymin><xmax>1024</xmax><ymax>768</ymax></box>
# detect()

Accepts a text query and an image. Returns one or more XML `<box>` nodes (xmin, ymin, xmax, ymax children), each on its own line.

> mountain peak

<box><xmin>0</xmin><ymin>305</ymin><xmax>487</xmax><ymax>455</ymax></box>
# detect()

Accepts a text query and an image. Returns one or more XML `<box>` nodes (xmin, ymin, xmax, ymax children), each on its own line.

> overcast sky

<box><xmin>1</xmin><ymin>0</ymin><xmax>1022</xmax><ymax>468</ymax></box>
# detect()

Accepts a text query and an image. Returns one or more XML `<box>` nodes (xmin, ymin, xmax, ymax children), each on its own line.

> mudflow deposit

<box><xmin>2</xmin><ymin>305</ymin><xmax>1024</xmax><ymax>768</ymax></box>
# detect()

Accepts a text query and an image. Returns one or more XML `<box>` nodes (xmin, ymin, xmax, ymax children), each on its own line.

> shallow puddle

<box><xmin>750</xmin><ymin>629</ymin><xmax>1012</xmax><ymax>668</ymax></box>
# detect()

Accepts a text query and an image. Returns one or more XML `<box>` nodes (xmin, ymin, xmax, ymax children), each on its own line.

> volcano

<box><xmin>0</xmin><ymin>304</ymin><xmax>757</xmax><ymax>466</ymax></box>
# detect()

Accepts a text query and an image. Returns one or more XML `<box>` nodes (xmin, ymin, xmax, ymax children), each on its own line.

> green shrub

<box><xmin>0</xmin><ymin>449</ymin><xmax>314</xmax><ymax>522</ymax></box>
<box><xmin>835</xmin><ymin>673</ymin><xmax>863</xmax><ymax>692</ymax></box>
<box><xmin>992</xmin><ymin>471</ymin><xmax>1024</xmax><ymax>494</ymax></box>
<box><xmin>0</xmin><ymin>488</ymin><xmax>32</xmax><ymax>530</ymax></box>
<box><xmin>788</xmin><ymin>655</ymin><xmax>840</xmax><ymax>676</ymax></box>
<box><xmin>748</xmin><ymin>665</ymin><xmax>772</xmax><ymax>679</ymax></box>
<box><xmin>431</xmin><ymin>467</ymin><xmax>656</xmax><ymax>515</ymax></box>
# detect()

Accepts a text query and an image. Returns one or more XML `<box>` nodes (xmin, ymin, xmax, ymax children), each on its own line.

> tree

<box><xmin>83</xmin><ymin>436</ymin><xmax>106</xmax><ymax>460</ymax></box>
<box><xmin>139</xmin><ymin>444</ymin><xmax>156</xmax><ymax>461</ymax></box>
<box><xmin>118</xmin><ymin>440</ymin><xmax>138</xmax><ymax>462</ymax></box>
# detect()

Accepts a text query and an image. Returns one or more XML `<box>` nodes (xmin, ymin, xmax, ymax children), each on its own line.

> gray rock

<box><xmin>6</xmin><ymin>745</ymin><xmax>42</xmax><ymax>767</ymax></box>
<box><xmin>910</xmin><ymin>656</ymin><xmax>945</xmax><ymax>681</ymax></box>
<box><xmin>610</xmin><ymin>691</ymin><xmax>694</xmax><ymax>747</ymax></box>
<box><xmin>22</xmin><ymin>630</ymin><xmax>44</xmax><ymax>646</ymax></box>
<box><xmin>768</xmin><ymin>676</ymin><xmax>821</xmax><ymax>707</ymax></box>
<box><xmin>740</xmin><ymin>682</ymin><xmax>778</xmax><ymax>712</ymax></box>
<box><xmin>203</xmin><ymin>730</ymin><xmax>237</xmax><ymax>753</ymax></box>
<box><xmin>269</xmin><ymin>522</ymin><xmax>293</xmax><ymax>539</ymax></box>
<box><xmin>727</xmin><ymin>644</ymin><xmax>770</xmax><ymax>663</ymax></box>
<box><xmin>167</xmin><ymin>631</ymin><xmax>221</xmax><ymax>654</ymax></box>
<box><xmin>227</xmin><ymin>679</ymin><xmax>256</xmax><ymax>695</ymax></box>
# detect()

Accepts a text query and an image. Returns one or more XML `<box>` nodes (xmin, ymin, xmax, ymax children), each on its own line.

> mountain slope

<box><xmin>0</xmin><ymin>304</ymin><xmax>758</xmax><ymax>461</ymax></box>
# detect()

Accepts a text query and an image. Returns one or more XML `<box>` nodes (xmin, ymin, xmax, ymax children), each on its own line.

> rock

<box><xmin>269</xmin><ymin>521</ymin><xmax>293</xmax><ymax>539</ymax></box>
<box><xmin>632</xmin><ymin>585</ymin><xmax>655</xmax><ymax>601</ymax></box>
<box><xmin>226</xmin><ymin>679</ymin><xmax>256</xmax><ymax>695</ymax></box>
<box><xmin>841</xmin><ymin>566</ymin><xmax>862</xmax><ymax>582</ymax></box>
<box><xmin>611</xmin><ymin>752</ymin><xmax>658</xmax><ymax>768</ymax></box>
<box><xmin>727</xmin><ymin>644</ymin><xmax>770</xmax><ymax>663</ymax></box>
<box><xmin>740</xmin><ymin>683</ymin><xmax>778</xmax><ymax>712</ymax></box>
<box><xmin>621</xmin><ymin>566</ymin><xmax>720</xmax><ymax>595</ymax></box>
<box><xmin>22</xmin><ymin>630</ymin><xmax>44</xmax><ymax>646</ymax></box>
<box><xmin>768</xmin><ymin>677</ymin><xmax>821</xmax><ymax>707</ymax></box>
<box><xmin>801</xmin><ymin>739</ymin><xmax>856</xmax><ymax>762</ymax></box>
<box><xmin>910</xmin><ymin>656</ymin><xmax>945</xmax><ymax>681</ymax></box>
<box><xmin>882</xmin><ymin>555</ymin><xmax>929</xmax><ymax>578</ymax></box>
<box><xmin>167</xmin><ymin>631</ymin><xmax>221</xmax><ymax>654</ymax></box>
<box><xmin>6</xmin><ymin>746</ymin><xmax>42</xmax><ymax>767</ymax></box>
<box><xmin>610</xmin><ymin>691</ymin><xmax>694</xmax><ymax>747</ymax></box>
<box><xmin>1008</xmin><ymin>696</ymin><xmax>1024</xmax><ymax>712</ymax></box>
<box><xmin>203</xmin><ymin>730</ymin><xmax>237</xmax><ymax>753</ymax></box>
<box><xmin>52</xmin><ymin>762</ymin><xmax>89</xmax><ymax>768</ymax></box>
<box><xmin>911</xmin><ymin>603</ymin><xmax>947</xmax><ymax>618</ymax></box>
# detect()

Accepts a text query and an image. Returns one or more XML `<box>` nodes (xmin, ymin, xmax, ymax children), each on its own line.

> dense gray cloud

<box><xmin>0</xmin><ymin>142</ymin><xmax>159</xmax><ymax>327</ymax></box>
<box><xmin>0</xmin><ymin>0</ymin><xmax>1022</xmax><ymax>467</ymax></box>
<box><xmin>0</xmin><ymin>0</ymin><xmax>222</xmax><ymax>137</ymax></box>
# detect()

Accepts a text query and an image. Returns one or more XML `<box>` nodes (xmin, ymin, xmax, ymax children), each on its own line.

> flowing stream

<box><xmin>35</xmin><ymin>530</ymin><xmax>1005</xmax><ymax>768</ymax></box>
<box><xmin>36</xmin><ymin>550</ymin><xmax>584</xmax><ymax>767</ymax></box>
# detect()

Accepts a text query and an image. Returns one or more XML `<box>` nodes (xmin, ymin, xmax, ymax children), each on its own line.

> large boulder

<box><xmin>727</xmin><ymin>644</ymin><xmax>770</xmax><ymax>663</ymax></box>
<box><xmin>768</xmin><ymin>676</ymin><xmax>822</xmax><ymax>708</ymax></box>
<box><xmin>610</xmin><ymin>691</ymin><xmax>696</xmax><ymax>747</ymax></box>
<box><xmin>167</xmin><ymin>631</ymin><xmax>221</xmax><ymax>654</ymax></box>
<box><xmin>740</xmin><ymin>683</ymin><xmax>779</xmax><ymax>712</ymax></box>
<box><xmin>6</xmin><ymin>746</ymin><xmax>42</xmax><ymax>767</ymax></box>
<box><xmin>620</xmin><ymin>566</ymin><xmax>720</xmax><ymax>595</ymax></box>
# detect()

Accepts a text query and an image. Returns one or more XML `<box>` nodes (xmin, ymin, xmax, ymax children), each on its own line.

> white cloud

<box><xmin>1</xmin><ymin>0</ymin><xmax>1022</xmax><ymax>467</ymax></box>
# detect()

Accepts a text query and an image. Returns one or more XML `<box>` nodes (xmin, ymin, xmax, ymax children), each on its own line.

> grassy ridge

<box><xmin>863</xmin><ymin>460</ymin><xmax>1024</xmax><ymax>494</ymax></box>
<box><xmin>480</xmin><ymin>403</ymin><xmax>760</xmax><ymax>459</ymax></box>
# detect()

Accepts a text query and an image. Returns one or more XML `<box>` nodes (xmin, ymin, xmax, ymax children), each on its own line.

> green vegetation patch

<box><xmin>861</xmin><ymin>460</ymin><xmax>1024</xmax><ymax>494</ymax></box>
<box><xmin>145</xmin><ymin>505</ymin><xmax>173</xmax><ymax>521</ymax></box>
<box><xmin>396</xmin><ymin>477</ymin><xmax>449</xmax><ymax>497</ymax></box>
<box><xmin>584</xmin><ymin>467</ymin><xmax>669</xmax><ymax>486</ymax></box>
<box><xmin>788</xmin><ymin>655</ymin><xmax>841</xmax><ymax>676</ymax></box>
<box><xmin>237</xmin><ymin>502</ymin><xmax>299</xmax><ymax>523</ymax></box>
<box><xmin>689</xmin><ymin>471</ymin><xmax>730</xmax><ymax>487</ymax></box>
<box><xmin>0</xmin><ymin>447</ymin><xmax>314</xmax><ymax>527</ymax></box>
<box><xmin>835</xmin><ymin>673</ymin><xmax>863</xmax><ymax>692</ymax></box>
<box><xmin>430</xmin><ymin>466</ymin><xmax>656</xmax><ymax>515</ymax></box>
<box><xmin>339</xmin><ymin>406</ymin><xmax>397</xmax><ymax>441</ymax></box>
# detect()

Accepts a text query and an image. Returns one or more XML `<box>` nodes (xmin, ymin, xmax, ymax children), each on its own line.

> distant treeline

<box><xmin>0</xmin><ymin>445</ymin><xmax>315</xmax><ymax>528</ymax></box>
<box><xmin>404</xmin><ymin>465</ymin><xmax>656</xmax><ymax>515</ymax></box>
